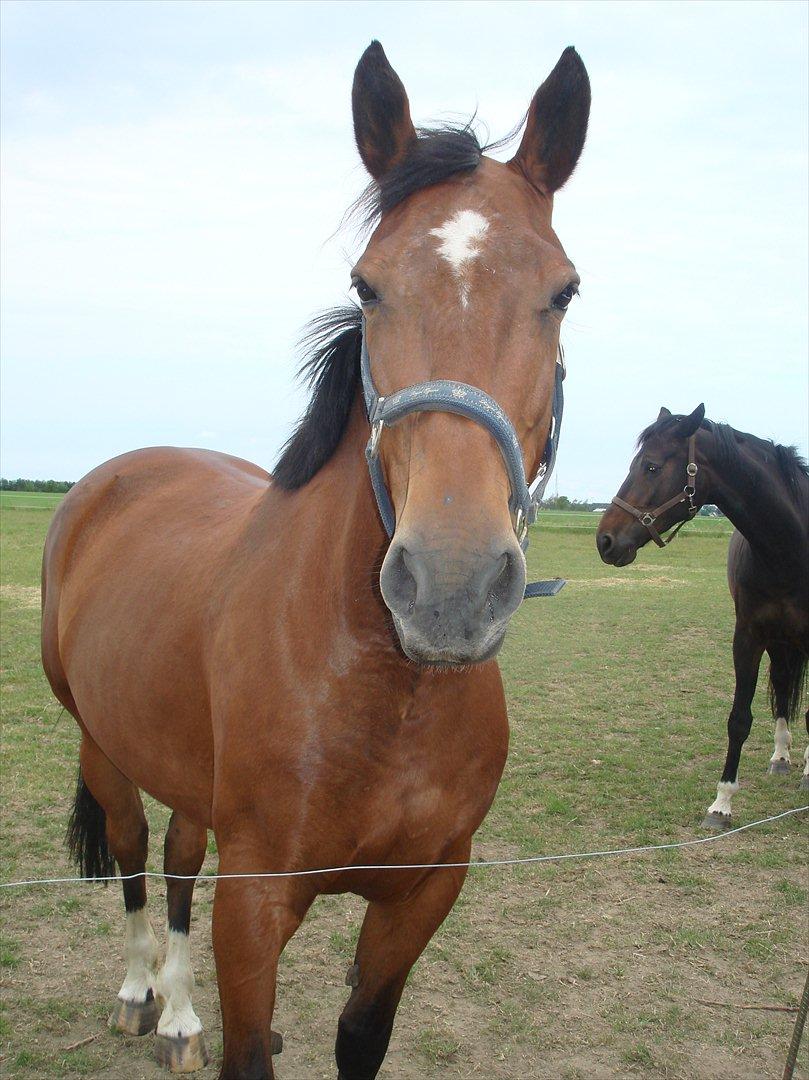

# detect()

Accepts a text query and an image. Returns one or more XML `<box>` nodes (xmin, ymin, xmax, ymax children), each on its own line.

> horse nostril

<box><xmin>597</xmin><ymin>532</ymin><xmax>613</xmax><ymax>558</ymax></box>
<box><xmin>379</xmin><ymin>543</ymin><xmax>418</xmax><ymax>616</ymax></box>
<box><xmin>488</xmin><ymin>554</ymin><xmax>511</xmax><ymax>606</ymax></box>
<box><xmin>485</xmin><ymin>550</ymin><xmax>524</xmax><ymax>620</ymax></box>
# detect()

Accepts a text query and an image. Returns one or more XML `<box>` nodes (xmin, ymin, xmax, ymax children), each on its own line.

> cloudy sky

<box><xmin>2</xmin><ymin>0</ymin><xmax>807</xmax><ymax>500</ymax></box>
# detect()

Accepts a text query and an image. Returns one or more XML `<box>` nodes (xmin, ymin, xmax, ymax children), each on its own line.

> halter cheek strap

<box><xmin>611</xmin><ymin>434</ymin><xmax>699</xmax><ymax>547</ymax></box>
<box><xmin>360</xmin><ymin>325</ymin><xmax>566</xmax><ymax>598</ymax></box>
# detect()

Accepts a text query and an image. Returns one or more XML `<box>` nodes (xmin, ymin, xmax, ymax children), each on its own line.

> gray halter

<box><xmin>360</xmin><ymin>325</ymin><xmax>566</xmax><ymax>598</ymax></box>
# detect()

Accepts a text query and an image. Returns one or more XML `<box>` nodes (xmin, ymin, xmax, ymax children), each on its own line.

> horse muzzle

<box><xmin>380</xmin><ymin>535</ymin><xmax>527</xmax><ymax>666</ymax></box>
<box><xmin>596</xmin><ymin>530</ymin><xmax>638</xmax><ymax>566</ymax></box>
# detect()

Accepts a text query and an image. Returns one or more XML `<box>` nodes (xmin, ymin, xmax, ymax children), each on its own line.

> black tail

<box><xmin>768</xmin><ymin>648</ymin><xmax>808</xmax><ymax>726</ymax></box>
<box><xmin>66</xmin><ymin>768</ymin><xmax>116</xmax><ymax>881</ymax></box>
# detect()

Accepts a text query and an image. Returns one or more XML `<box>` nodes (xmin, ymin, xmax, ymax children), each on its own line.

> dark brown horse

<box><xmin>42</xmin><ymin>42</ymin><xmax>590</xmax><ymax>1078</ymax></box>
<box><xmin>597</xmin><ymin>405</ymin><xmax>809</xmax><ymax>830</ymax></box>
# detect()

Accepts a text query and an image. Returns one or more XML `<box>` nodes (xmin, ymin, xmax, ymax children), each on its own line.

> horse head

<box><xmin>597</xmin><ymin>404</ymin><xmax>706</xmax><ymax>565</ymax></box>
<box><xmin>352</xmin><ymin>42</ymin><xmax>590</xmax><ymax>665</ymax></box>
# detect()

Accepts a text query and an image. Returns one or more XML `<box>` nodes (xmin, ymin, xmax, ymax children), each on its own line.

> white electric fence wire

<box><xmin>1</xmin><ymin>806</ymin><xmax>806</xmax><ymax>890</ymax></box>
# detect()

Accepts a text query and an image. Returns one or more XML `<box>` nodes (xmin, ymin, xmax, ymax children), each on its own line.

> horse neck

<box><xmin>274</xmin><ymin>394</ymin><xmax>394</xmax><ymax>632</ymax></box>
<box><xmin>698</xmin><ymin>426</ymin><xmax>808</xmax><ymax>572</ymax></box>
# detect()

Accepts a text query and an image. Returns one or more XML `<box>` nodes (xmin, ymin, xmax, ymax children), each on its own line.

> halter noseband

<box><xmin>360</xmin><ymin>323</ymin><xmax>566</xmax><ymax>598</ymax></box>
<box><xmin>611</xmin><ymin>434</ymin><xmax>699</xmax><ymax>547</ymax></box>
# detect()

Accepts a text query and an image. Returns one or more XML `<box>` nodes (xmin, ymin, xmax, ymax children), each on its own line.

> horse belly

<box><xmin>42</xmin><ymin>450</ymin><xmax>264</xmax><ymax>825</ymax></box>
<box><xmin>61</xmin><ymin>582</ymin><xmax>215</xmax><ymax>822</ymax></box>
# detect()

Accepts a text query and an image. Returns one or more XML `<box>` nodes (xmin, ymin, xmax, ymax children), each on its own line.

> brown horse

<box><xmin>597</xmin><ymin>405</ymin><xmax>808</xmax><ymax>831</ymax></box>
<box><xmin>42</xmin><ymin>42</ymin><xmax>590</xmax><ymax>1079</ymax></box>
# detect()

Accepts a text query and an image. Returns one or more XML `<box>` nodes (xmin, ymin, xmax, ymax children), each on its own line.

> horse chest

<box><xmin>342</xmin><ymin>710</ymin><xmax>506</xmax><ymax>859</ymax></box>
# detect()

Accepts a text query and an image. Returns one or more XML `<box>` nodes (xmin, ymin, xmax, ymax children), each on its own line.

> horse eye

<box><xmin>552</xmin><ymin>282</ymin><xmax>578</xmax><ymax>311</ymax></box>
<box><xmin>352</xmin><ymin>277</ymin><xmax>379</xmax><ymax>304</ymax></box>
<box><xmin>646</xmin><ymin>463</ymin><xmax>660</xmax><ymax>474</ymax></box>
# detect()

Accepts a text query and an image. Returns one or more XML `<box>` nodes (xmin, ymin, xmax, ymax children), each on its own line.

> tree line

<box><xmin>0</xmin><ymin>478</ymin><xmax>74</xmax><ymax>493</ymax></box>
<box><xmin>540</xmin><ymin>494</ymin><xmax>723</xmax><ymax>517</ymax></box>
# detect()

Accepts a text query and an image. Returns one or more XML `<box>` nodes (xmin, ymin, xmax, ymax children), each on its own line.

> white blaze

<box><xmin>118</xmin><ymin>907</ymin><xmax>159</xmax><ymax>1003</ymax></box>
<box><xmin>156</xmin><ymin>929</ymin><xmax>203</xmax><ymax>1038</ymax></box>
<box><xmin>430</xmin><ymin>209</ymin><xmax>490</xmax><ymax>308</ymax></box>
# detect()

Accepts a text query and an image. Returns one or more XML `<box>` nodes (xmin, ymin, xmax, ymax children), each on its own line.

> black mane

<box><xmin>273</xmin><ymin>306</ymin><xmax>363</xmax><ymax>490</ymax></box>
<box><xmin>275</xmin><ymin>125</ymin><xmax>490</xmax><ymax>490</ymax></box>
<box><xmin>638</xmin><ymin>414</ymin><xmax>809</xmax><ymax>504</ymax></box>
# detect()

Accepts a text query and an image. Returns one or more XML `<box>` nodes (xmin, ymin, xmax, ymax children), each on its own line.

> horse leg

<box><xmin>212</xmin><ymin>868</ymin><xmax>313</xmax><ymax>1079</ymax></box>
<box><xmin>767</xmin><ymin>644</ymin><xmax>793</xmax><ymax>775</ymax></box>
<box><xmin>802</xmin><ymin>707</ymin><xmax>809</xmax><ymax>791</ymax></box>
<box><xmin>154</xmin><ymin>812</ymin><xmax>209</xmax><ymax>1073</ymax></box>
<box><xmin>703</xmin><ymin>628</ymin><xmax>764</xmax><ymax>830</ymax></box>
<box><xmin>335</xmin><ymin>848</ymin><xmax>470</xmax><ymax>1080</ymax></box>
<box><xmin>80</xmin><ymin>737</ymin><xmax>160</xmax><ymax>1035</ymax></box>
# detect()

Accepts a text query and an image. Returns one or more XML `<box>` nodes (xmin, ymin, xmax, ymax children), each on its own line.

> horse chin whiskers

<box><xmin>392</xmin><ymin>615</ymin><xmax>507</xmax><ymax>669</ymax></box>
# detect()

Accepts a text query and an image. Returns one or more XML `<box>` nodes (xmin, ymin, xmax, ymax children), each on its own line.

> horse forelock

<box><xmin>348</xmin><ymin>123</ymin><xmax>492</xmax><ymax>232</ymax></box>
<box><xmin>635</xmin><ymin>413</ymin><xmax>702</xmax><ymax>450</ymax></box>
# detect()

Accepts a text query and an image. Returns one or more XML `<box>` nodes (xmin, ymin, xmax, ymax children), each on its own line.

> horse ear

<box><xmin>657</xmin><ymin>406</ymin><xmax>672</xmax><ymax>421</ymax></box>
<box><xmin>510</xmin><ymin>46</ymin><xmax>591</xmax><ymax>195</ymax></box>
<box><xmin>352</xmin><ymin>41</ymin><xmax>417</xmax><ymax>180</ymax></box>
<box><xmin>677</xmin><ymin>403</ymin><xmax>705</xmax><ymax>438</ymax></box>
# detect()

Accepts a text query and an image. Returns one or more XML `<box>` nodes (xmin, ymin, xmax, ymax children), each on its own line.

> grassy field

<box><xmin>0</xmin><ymin>493</ymin><xmax>66</xmax><ymax>511</ymax></box>
<box><xmin>531</xmin><ymin>510</ymin><xmax>734</xmax><ymax>537</ymax></box>
<box><xmin>1</xmin><ymin>500</ymin><xmax>806</xmax><ymax>1079</ymax></box>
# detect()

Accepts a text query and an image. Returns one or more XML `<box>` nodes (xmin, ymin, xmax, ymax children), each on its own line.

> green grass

<box><xmin>534</xmin><ymin>508</ymin><xmax>734</xmax><ymax>537</ymax></box>
<box><xmin>0</xmin><ymin>492</ymin><xmax>65</xmax><ymax>511</ymax></box>
<box><xmin>1</xmin><ymin>504</ymin><xmax>806</xmax><ymax>1079</ymax></box>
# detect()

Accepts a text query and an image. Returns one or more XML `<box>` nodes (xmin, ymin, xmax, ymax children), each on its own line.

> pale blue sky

<box><xmin>2</xmin><ymin>0</ymin><xmax>807</xmax><ymax>500</ymax></box>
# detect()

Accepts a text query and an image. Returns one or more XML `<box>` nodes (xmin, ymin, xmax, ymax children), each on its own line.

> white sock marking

<box><xmin>430</xmin><ymin>209</ymin><xmax>490</xmax><ymax>308</ymax></box>
<box><xmin>803</xmin><ymin>745</ymin><xmax>809</xmax><ymax>779</ymax></box>
<box><xmin>118</xmin><ymin>907</ymin><xmax>159</xmax><ymax>1003</ymax></box>
<box><xmin>707</xmin><ymin>779</ymin><xmax>739</xmax><ymax>818</ymax></box>
<box><xmin>771</xmin><ymin>717</ymin><xmax>792</xmax><ymax>764</ymax></box>
<box><xmin>156</xmin><ymin>929</ymin><xmax>203</xmax><ymax>1039</ymax></box>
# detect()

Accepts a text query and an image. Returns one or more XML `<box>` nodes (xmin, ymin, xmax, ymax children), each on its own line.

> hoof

<box><xmin>801</xmin><ymin>774</ymin><xmax>809</xmax><ymax>791</ymax></box>
<box><xmin>702</xmin><ymin>811</ymin><xmax>733</xmax><ymax>832</ymax></box>
<box><xmin>108</xmin><ymin>992</ymin><xmax>160</xmax><ymax>1036</ymax></box>
<box><xmin>154</xmin><ymin>1031</ymin><xmax>209</xmax><ymax>1073</ymax></box>
<box><xmin>768</xmin><ymin>759</ymin><xmax>791</xmax><ymax>776</ymax></box>
<box><xmin>270</xmin><ymin>1030</ymin><xmax>283</xmax><ymax>1056</ymax></box>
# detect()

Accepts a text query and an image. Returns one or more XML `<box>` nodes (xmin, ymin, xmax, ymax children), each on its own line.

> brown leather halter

<box><xmin>611</xmin><ymin>434</ymin><xmax>699</xmax><ymax>547</ymax></box>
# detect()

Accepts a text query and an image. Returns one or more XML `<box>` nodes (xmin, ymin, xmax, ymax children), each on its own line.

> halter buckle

<box><xmin>369</xmin><ymin>418</ymin><xmax>384</xmax><ymax>458</ymax></box>
<box><xmin>515</xmin><ymin>507</ymin><xmax>528</xmax><ymax>544</ymax></box>
<box><xmin>686</xmin><ymin>462</ymin><xmax>698</xmax><ymax>477</ymax></box>
<box><xmin>640</xmin><ymin>512</ymin><xmax>656</xmax><ymax>527</ymax></box>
